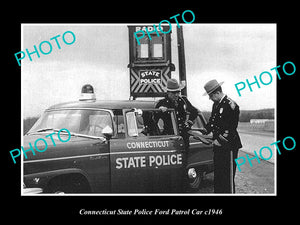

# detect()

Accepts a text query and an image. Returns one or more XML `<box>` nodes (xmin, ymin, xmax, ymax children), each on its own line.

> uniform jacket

<box><xmin>155</xmin><ymin>95</ymin><xmax>198</xmax><ymax>135</ymax></box>
<box><xmin>205</xmin><ymin>95</ymin><xmax>242</xmax><ymax>150</ymax></box>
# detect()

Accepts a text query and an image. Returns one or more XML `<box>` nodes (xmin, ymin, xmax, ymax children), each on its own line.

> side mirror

<box><xmin>102</xmin><ymin>126</ymin><xmax>113</xmax><ymax>140</ymax></box>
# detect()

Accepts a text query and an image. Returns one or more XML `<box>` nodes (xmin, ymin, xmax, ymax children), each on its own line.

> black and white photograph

<box><xmin>20</xmin><ymin>23</ymin><xmax>276</xmax><ymax>195</ymax></box>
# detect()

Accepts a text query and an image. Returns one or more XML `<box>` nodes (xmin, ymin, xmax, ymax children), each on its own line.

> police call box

<box><xmin>127</xmin><ymin>25</ymin><xmax>175</xmax><ymax>99</ymax></box>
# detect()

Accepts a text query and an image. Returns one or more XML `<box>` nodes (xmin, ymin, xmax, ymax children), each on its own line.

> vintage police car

<box><xmin>23</xmin><ymin>93</ymin><xmax>213</xmax><ymax>194</ymax></box>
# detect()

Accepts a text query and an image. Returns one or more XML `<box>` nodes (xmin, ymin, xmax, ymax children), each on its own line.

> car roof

<box><xmin>46</xmin><ymin>100</ymin><xmax>157</xmax><ymax>111</ymax></box>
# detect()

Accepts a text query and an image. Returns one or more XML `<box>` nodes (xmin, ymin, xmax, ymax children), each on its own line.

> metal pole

<box><xmin>177</xmin><ymin>26</ymin><xmax>187</xmax><ymax>96</ymax></box>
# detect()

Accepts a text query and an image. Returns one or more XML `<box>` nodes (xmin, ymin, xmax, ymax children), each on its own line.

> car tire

<box><xmin>188</xmin><ymin>168</ymin><xmax>204</xmax><ymax>192</ymax></box>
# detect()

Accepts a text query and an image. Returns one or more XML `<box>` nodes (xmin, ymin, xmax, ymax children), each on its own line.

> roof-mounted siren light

<box><xmin>79</xmin><ymin>84</ymin><xmax>96</xmax><ymax>101</ymax></box>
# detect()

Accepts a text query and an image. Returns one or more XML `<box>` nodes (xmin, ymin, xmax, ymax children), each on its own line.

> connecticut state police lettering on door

<box><xmin>115</xmin><ymin>154</ymin><xmax>182</xmax><ymax>169</ymax></box>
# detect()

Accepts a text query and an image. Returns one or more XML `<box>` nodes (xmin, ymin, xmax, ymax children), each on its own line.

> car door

<box><xmin>109</xmin><ymin>108</ymin><xmax>186</xmax><ymax>193</ymax></box>
<box><xmin>188</xmin><ymin>113</ymin><xmax>214</xmax><ymax>173</ymax></box>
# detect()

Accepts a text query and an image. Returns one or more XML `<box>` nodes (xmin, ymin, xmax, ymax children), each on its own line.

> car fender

<box><xmin>24</xmin><ymin>168</ymin><xmax>90</xmax><ymax>190</ymax></box>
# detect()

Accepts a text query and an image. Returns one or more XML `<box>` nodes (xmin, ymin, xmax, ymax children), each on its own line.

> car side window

<box><xmin>126</xmin><ymin>109</ymin><xmax>178</xmax><ymax>137</ymax></box>
<box><xmin>81</xmin><ymin>110</ymin><xmax>113</xmax><ymax>137</ymax></box>
<box><xmin>137</xmin><ymin>110</ymin><xmax>161</xmax><ymax>136</ymax></box>
<box><xmin>191</xmin><ymin>113</ymin><xmax>207</xmax><ymax>130</ymax></box>
<box><xmin>126</xmin><ymin>111</ymin><xmax>139</xmax><ymax>137</ymax></box>
<box><xmin>113</xmin><ymin>110</ymin><xmax>126</xmax><ymax>138</ymax></box>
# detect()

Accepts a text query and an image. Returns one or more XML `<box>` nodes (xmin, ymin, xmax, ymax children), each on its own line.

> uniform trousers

<box><xmin>213</xmin><ymin>146</ymin><xmax>238</xmax><ymax>193</ymax></box>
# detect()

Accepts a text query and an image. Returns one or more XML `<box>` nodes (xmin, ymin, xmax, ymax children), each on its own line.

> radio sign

<box><xmin>135</xmin><ymin>26</ymin><xmax>169</xmax><ymax>33</ymax></box>
<box><xmin>139</xmin><ymin>70</ymin><xmax>162</xmax><ymax>84</ymax></box>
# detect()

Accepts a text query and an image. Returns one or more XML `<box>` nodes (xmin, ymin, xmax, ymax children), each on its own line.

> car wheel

<box><xmin>54</xmin><ymin>190</ymin><xmax>65</xmax><ymax>194</ymax></box>
<box><xmin>188</xmin><ymin>168</ymin><xmax>204</xmax><ymax>192</ymax></box>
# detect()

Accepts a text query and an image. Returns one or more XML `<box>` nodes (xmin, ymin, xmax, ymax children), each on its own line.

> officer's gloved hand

<box><xmin>198</xmin><ymin>127</ymin><xmax>208</xmax><ymax>134</ymax></box>
<box><xmin>213</xmin><ymin>139</ymin><xmax>222</xmax><ymax>147</ymax></box>
<box><xmin>184</xmin><ymin>120</ymin><xmax>193</xmax><ymax>130</ymax></box>
<box><xmin>159</xmin><ymin>106</ymin><xmax>168</xmax><ymax>112</ymax></box>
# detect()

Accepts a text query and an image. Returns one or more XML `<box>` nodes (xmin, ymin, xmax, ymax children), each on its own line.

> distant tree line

<box><xmin>201</xmin><ymin>108</ymin><xmax>274</xmax><ymax>123</ymax></box>
<box><xmin>239</xmin><ymin>108</ymin><xmax>274</xmax><ymax>122</ymax></box>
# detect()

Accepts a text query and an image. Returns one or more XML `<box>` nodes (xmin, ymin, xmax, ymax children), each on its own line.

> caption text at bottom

<box><xmin>79</xmin><ymin>208</ymin><xmax>223</xmax><ymax>216</ymax></box>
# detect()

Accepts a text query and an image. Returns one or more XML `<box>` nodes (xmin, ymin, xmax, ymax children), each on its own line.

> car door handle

<box><xmin>170</xmin><ymin>136</ymin><xmax>183</xmax><ymax>141</ymax></box>
<box><xmin>90</xmin><ymin>155</ymin><xmax>108</xmax><ymax>160</ymax></box>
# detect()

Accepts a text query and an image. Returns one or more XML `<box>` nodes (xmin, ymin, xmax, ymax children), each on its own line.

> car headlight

<box><xmin>23</xmin><ymin>182</ymin><xmax>43</xmax><ymax>194</ymax></box>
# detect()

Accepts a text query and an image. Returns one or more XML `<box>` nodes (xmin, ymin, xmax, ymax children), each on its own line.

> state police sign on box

<box><xmin>139</xmin><ymin>70</ymin><xmax>162</xmax><ymax>84</ymax></box>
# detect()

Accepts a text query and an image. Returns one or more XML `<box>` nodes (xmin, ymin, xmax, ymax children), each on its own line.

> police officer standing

<box><xmin>201</xmin><ymin>79</ymin><xmax>242</xmax><ymax>193</ymax></box>
<box><xmin>155</xmin><ymin>78</ymin><xmax>198</xmax><ymax>148</ymax></box>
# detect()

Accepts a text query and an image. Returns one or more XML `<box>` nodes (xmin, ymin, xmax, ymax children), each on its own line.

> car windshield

<box><xmin>28</xmin><ymin>109</ymin><xmax>113</xmax><ymax>138</ymax></box>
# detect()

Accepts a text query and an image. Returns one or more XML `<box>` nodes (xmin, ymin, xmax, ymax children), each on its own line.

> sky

<box><xmin>22</xmin><ymin>23</ymin><xmax>276</xmax><ymax>118</ymax></box>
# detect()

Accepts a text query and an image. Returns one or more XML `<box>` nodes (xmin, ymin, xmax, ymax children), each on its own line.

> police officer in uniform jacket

<box><xmin>201</xmin><ymin>80</ymin><xmax>242</xmax><ymax>193</ymax></box>
<box><xmin>155</xmin><ymin>79</ymin><xmax>198</xmax><ymax>148</ymax></box>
